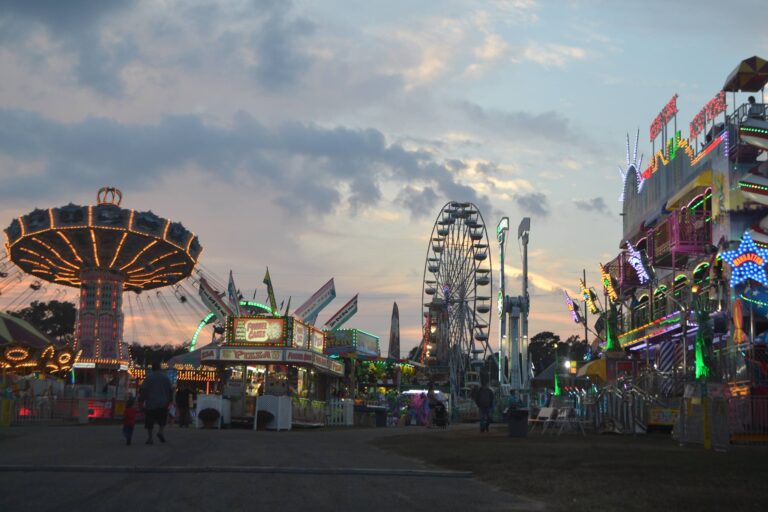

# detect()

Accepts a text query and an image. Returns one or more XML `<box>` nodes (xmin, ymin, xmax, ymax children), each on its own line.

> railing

<box><xmin>729</xmin><ymin>395</ymin><xmax>768</xmax><ymax>443</ymax></box>
<box><xmin>5</xmin><ymin>395</ymin><xmax>85</xmax><ymax>426</ymax></box>
<box><xmin>588</xmin><ymin>384</ymin><xmax>648</xmax><ymax>434</ymax></box>
<box><xmin>729</xmin><ymin>101</ymin><xmax>767</xmax><ymax>126</ymax></box>
<box><xmin>325</xmin><ymin>398</ymin><xmax>354</xmax><ymax>426</ymax></box>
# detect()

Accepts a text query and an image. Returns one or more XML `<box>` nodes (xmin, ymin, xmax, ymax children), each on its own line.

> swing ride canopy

<box><xmin>3</xmin><ymin>187</ymin><xmax>202</xmax><ymax>291</ymax></box>
<box><xmin>2</xmin><ymin>188</ymin><xmax>203</xmax><ymax>362</ymax></box>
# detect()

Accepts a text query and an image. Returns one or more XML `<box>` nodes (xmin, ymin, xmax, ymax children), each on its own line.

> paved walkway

<box><xmin>0</xmin><ymin>424</ymin><xmax>545</xmax><ymax>511</ymax></box>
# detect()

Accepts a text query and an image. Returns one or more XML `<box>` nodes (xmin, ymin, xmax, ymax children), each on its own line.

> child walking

<box><xmin>123</xmin><ymin>397</ymin><xmax>137</xmax><ymax>446</ymax></box>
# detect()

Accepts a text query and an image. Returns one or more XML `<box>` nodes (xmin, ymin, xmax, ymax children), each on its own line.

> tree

<box><xmin>529</xmin><ymin>331</ymin><xmax>560</xmax><ymax>376</ymax></box>
<box><xmin>8</xmin><ymin>300</ymin><xmax>77</xmax><ymax>340</ymax></box>
<box><xmin>128</xmin><ymin>341</ymin><xmax>190</xmax><ymax>366</ymax></box>
<box><xmin>529</xmin><ymin>331</ymin><xmax>592</xmax><ymax>376</ymax></box>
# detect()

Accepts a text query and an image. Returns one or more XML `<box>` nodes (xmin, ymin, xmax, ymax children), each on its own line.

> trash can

<box><xmin>505</xmin><ymin>408</ymin><xmax>528</xmax><ymax>437</ymax></box>
<box><xmin>373</xmin><ymin>408</ymin><xmax>388</xmax><ymax>428</ymax></box>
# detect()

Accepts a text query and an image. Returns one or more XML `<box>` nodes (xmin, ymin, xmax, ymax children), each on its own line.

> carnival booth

<box><xmin>325</xmin><ymin>328</ymin><xmax>416</xmax><ymax>426</ymax></box>
<box><xmin>200</xmin><ymin>315</ymin><xmax>344</xmax><ymax>429</ymax></box>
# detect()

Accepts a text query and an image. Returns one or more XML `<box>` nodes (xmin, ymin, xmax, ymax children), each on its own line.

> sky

<box><xmin>1</xmin><ymin>0</ymin><xmax>767</xmax><ymax>353</ymax></box>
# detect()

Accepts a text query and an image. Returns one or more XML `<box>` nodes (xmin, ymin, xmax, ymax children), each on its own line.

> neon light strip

<box><xmin>18</xmin><ymin>247</ymin><xmax>71</xmax><ymax>274</ymax></box>
<box><xmin>620</xmin><ymin>310</ymin><xmax>681</xmax><ymax>339</ymax></box>
<box><xmin>29</xmin><ymin>237</ymin><xmax>80</xmax><ymax>270</ymax></box>
<box><xmin>741</xmin><ymin>126</ymin><xmax>768</xmax><ymax>135</ymax></box>
<box><xmin>190</xmin><ymin>312</ymin><xmax>216</xmax><ymax>351</ymax></box>
<box><xmin>691</xmin><ymin>132</ymin><xmax>727</xmax><ymax>167</ymax></box>
<box><xmin>89</xmin><ymin>229</ymin><xmax>101</xmax><ymax>267</ymax></box>
<box><xmin>109</xmin><ymin>232</ymin><xmax>129</xmax><ymax>269</ymax></box>
<box><xmin>119</xmin><ymin>239</ymin><xmax>158</xmax><ymax>271</ymax></box>
<box><xmin>739</xmin><ymin>294</ymin><xmax>768</xmax><ymax>308</ymax></box>
<box><xmin>56</xmin><ymin>232</ymin><xmax>84</xmax><ymax>263</ymax></box>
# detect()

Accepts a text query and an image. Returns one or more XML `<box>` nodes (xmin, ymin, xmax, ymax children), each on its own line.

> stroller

<box><xmin>431</xmin><ymin>401</ymin><xmax>449</xmax><ymax>428</ymax></box>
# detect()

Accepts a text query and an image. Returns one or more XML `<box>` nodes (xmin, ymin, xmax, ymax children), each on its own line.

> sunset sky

<box><xmin>1</xmin><ymin>0</ymin><xmax>766</xmax><ymax>353</ymax></box>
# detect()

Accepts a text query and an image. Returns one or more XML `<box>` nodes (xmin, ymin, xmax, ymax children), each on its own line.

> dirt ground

<box><xmin>373</xmin><ymin>425</ymin><xmax>768</xmax><ymax>512</ymax></box>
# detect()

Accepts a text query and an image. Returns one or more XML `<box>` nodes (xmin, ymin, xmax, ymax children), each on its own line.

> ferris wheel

<box><xmin>420</xmin><ymin>202</ymin><xmax>493</xmax><ymax>396</ymax></box>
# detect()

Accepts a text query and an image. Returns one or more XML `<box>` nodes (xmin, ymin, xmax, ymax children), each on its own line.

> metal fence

<box><xmin>728</xmin><ymin>395</ymin><xmax>768</xmax><ymax>443</ymax></box>
<box><xmin>5</xmin><ymin>395</ymin><xmax>85</xmax><ymax>426</ymax></box>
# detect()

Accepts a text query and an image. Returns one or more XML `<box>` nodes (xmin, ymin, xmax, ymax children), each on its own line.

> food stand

<box><xmin>200</xmin><ymin>315</ymin><xmax>344</xmax><ymax>428</ymax></box>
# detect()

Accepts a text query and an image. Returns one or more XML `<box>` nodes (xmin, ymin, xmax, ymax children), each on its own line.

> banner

<box><xmin>294</xmin><ymin>278</ymin><xmax>336</xmax><ymax>325</ymax></box>
<box><xmin>323</xmin><ymin>294</ymin><xmax>358</xmax><ymax>331</ymax></box>
<box><xmin>387</xmin><ymin>302</ymin><xmax>400</xmax><ymax>359</ymax></box>
<box><xmin>263</xmin><ymin>267</ymin><xmax>278</xmax><ymax>314</ymax></box>
<box><xmin>198</xmin><ymin>277</ymin><xmax>235</xmax><ymax>323</ymax></box>
<box><xmin>227</xmin><ymin>270</ymin><xmax>241</xmax><ymax>316</ymax></box>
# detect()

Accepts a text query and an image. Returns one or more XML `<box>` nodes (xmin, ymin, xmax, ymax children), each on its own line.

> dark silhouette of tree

<box><xmin>128</xmin><ymin>341</ymin><xmax>191</xmax><ymax>366</ymax></box>
<box><xmin>529</xmin><ymin>331</ymin><xmax>560</xmax><ymax>375</ymax></box>
<box><xmin>8</xmin><ymin>300</ymin><xmax>76</xmax><ymax>340</ymax></box>
<box><xmin>529</xmin><ymin>332</ymin><xmax>593</xmax><ymax>375</ymax></box>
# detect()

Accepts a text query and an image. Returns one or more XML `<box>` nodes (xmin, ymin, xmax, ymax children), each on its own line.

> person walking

<box><xmin>122</xmin><ymin>397</ymin><xmax>137</xmax><ymax>446</ymax></box>
<box><xmin>139</xmin><ymin>361</ymin><xmax>173</xmax><ymax>444</ymax></box>
<box><xmin>474</xmin><ymin>381</ymin><xmax>494</xmax><ymax>433</ymax></box>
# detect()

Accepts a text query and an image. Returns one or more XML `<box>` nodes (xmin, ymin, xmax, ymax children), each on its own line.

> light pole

<box><xmin>496</xmin><ymin>217</ymin><xmax>509</xmax><ymax>388</ymax></box>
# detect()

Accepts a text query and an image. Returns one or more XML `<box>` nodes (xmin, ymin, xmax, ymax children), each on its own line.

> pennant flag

<box><xmin>198</xmin><ymin>277</ymin><xmax>235</xmax><ymax>323</ymax></box>
<box><xmin>294</xmin><ymin>278</ymin><xmax>336</xmax><ymax>325</ymax></box>
<box><xmin>284</xmin><ymin>296</ymin><xmax>291</xmax><ymax>316</ymax></box>
<box><xmin>227</xmin><ymin>270</ymin><xmax>241</xmax><ymax>316</ymax></box>
<box><xmin>263</xmin><ymin>267</ymin><xmax>278</xmax><ymax>314</ymax></box>
<box><xmin>388</xmin><ymin>302</ymin><xmax>400</xmax><ymax>359</ymax></box>
<box><xmin>323</xmin><ymin>294</ymin><xmax>358</xmax><ymax>331</ymax></box>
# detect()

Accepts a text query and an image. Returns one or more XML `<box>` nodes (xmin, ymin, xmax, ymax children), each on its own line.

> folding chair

<box><xmin>541</xmin><ymin>407</ymin><xmax>561</xmax><ymax>435</ymax></box>
<box><xmin>528</xmin><ymin>407</ymin><xmax>553</xmax><ymax>433</ymax></box>
<box><xmin>557</xmin><ymin>407</ymin><xmax>586</xmax><ymax>436</ymax></box>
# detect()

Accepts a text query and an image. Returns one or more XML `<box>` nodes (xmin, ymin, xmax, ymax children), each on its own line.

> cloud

<box><xmin>456</xmin><ymin>100</ymin><xmax>582</xmax><ymax>144</ymax></box>
<box><xmin>249</xmin><ymin>2</ymin><xmax>316</xmax><ymax>90</ymax></box>
<box><xmin>521</xmin><ymin>43</ymin><xmax>587</xmax><ymax>68</ymax></box>
<box><xmin>395</xmin><ymin>186</ymin><xmax>440</xmax><ymax>219</ymax></box>
<box><xmin>0</xmin><ymin>108</ymin><xmax>492</xmax><ymax>221</ymax></box>
<box><xmin>513</xmin><ymin>192</ymin><xmax>549</xmax><ymax>217</ymax></box>
<box><xmin>0</xmin><ymin>0</ymin><xmax>139</xmax><ymax>96</ymax></box>
<box><xmin>573</xmin><ymin>196</ymin><xmax>610</xmax><ymax>216</ymax></box>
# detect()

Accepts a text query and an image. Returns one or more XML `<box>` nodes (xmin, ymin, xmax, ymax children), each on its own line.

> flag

<box><xmin>263</xmin><ymin>267</ymin><xmax>278</xmax><ymax>315</ymax></box>
<box><xmin>323</xmin><ymin>294</ymin><xmax>358</xmax><ymax>331</ymax></box>
<box><xmin>294</xmin><ymin>278</ymin><xmax>336</xmax><ymax>325</ymax></box>
<box><xmin>388</xmin><ymin>302</ymin><xmax>400</xmax><ymax>359</ymax></box>
<box><xmin>227</xmin><ymin>270</ymin><xmax>241</xmax><ymax>316</ymax></box>
<box><xmin>284</xmin><ymin>296</ymin><xmax>291</xmax><ymax>316</ymax></box>
<box><xmin>198</xmin><ymin>277</ymin><xmax>235</xmax><ymax>323</ymax></box>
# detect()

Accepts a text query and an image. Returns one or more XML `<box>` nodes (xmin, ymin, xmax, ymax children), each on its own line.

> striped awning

<box><xmin>723</xmin><ymin>56</ymin><xmax>768</xmax><ymax>92</ymax></box>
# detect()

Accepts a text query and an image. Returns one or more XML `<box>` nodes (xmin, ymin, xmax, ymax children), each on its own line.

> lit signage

<box><xmin>650</xmin><ymin>94</ymin><xmax>679</xmax><ymax>141</ymax></box>
<box><xmin>599</xmin><ymin>263</ymin><xmax>618</xmax><ymax>302</ymax></box>
<box><xmin>625</xmin><ymin>241</ymin><xmax>651</xmax><ymax>285</ymax></box>
<box><xmin>690</xmin><ymin>91</ymin><xmax>726</xmax><ymax>140</ymax></box>
<box><xmin>563</xmin><ymin>289</ymin><xmax>582</xmax><ymax>324</ymax></box>
<box><xmin>721</xmin><ymin>231</ymin><xmax>768</xmax><ymax>287</ymax></box>
<box><xmin>293</xmin><ymin>319</ymin><xmax>308</xmax><ymax>348</ymax></box>
<box><xmin>229</xmin><ymin>318</ymin><xmax>286</xmax><ymax>345</ymax></box>
<box><xmin>579</xmin><ymin>279</ymin><xmax>599</xmax><ymax>315</ymax></box>
<box><xmin>310</xmin><ymin>328</ymin><xmax>325</xmax><ymax>353</ymax></box>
